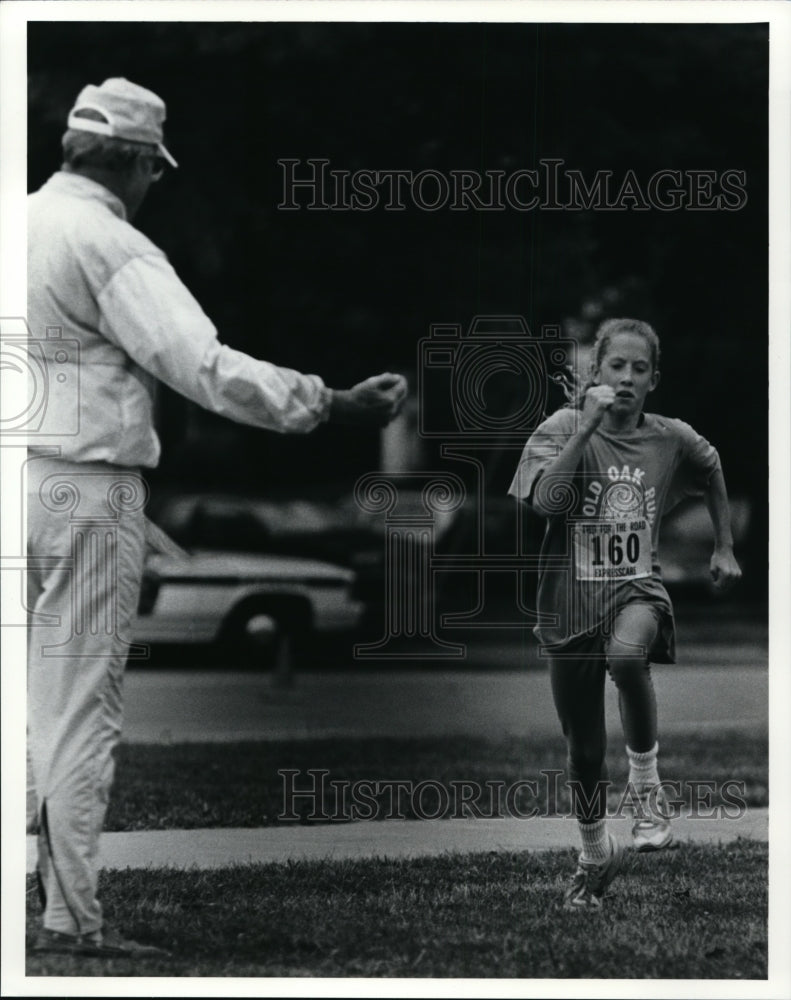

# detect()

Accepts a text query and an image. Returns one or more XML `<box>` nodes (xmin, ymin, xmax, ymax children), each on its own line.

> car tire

<box><xmin>218</xmin><ymin>598</ymin><xmax>312</xmax><ymax>672</ymax></box>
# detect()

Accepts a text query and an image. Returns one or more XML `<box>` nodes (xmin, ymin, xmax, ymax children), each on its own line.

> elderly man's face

<box><xmin>124</xmin><ymin>153</ymin><xmax>162</xmax><ymax>220</ymax></box>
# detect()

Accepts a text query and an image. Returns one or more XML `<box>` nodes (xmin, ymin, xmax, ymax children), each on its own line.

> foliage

<box><xmin>28</xmin><ymin>23</ymin><xmax>767</xmax><ymax>503</ymax></box>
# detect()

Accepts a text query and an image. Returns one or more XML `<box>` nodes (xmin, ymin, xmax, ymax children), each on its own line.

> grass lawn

<box><xmin>25</xmin><ymin>841</ymin><xmax>768</xmax><ymax>979</ymax></box>
<box><xmin>108</xmin><ymin>731</ymin><xmax>768</xmax><ymax>829</ymax></box>
<box><xmin>23</xmin><ymin>732</ymin><xmax>768</xmax><ymax>980</ymax></box>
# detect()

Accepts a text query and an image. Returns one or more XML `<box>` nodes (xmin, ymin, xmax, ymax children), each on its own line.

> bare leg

<box><xmin>606</xmin><ymin>603</ymin><xmax>660</xmax><ymax>753</ymax></box>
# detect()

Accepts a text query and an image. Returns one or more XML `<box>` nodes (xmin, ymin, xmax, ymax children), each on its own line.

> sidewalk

<box><xmin>25</xmin><ymin>809</ymin><xmax>768</xmax><ymax>873</ymax></box>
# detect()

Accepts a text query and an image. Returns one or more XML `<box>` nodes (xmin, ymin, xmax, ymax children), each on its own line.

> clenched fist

<box><xmin>329</xmin><ymin>373</ymin><xmax>409</xmax><ymax>427</ymax></box>
<box><xmin>581</xmin><ymin>384</ymin><xmax>616</xmax><ymax>429</ymax></box>
<box><xmin>710</xmin><ymin>546</ymin><xmax>742</xmax><ymax>593</ymax></box>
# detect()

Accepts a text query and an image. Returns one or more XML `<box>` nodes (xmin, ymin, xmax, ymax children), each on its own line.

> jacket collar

<box><xmin>45</xmin><ymin>170</ymin><xmax>128</xmax><ymax>221</ymax></box>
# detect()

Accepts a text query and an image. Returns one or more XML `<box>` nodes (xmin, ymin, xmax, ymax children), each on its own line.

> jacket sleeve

<box><xmin>96</xmin><ymin>252</ymin><xmax>332</xmax><ymax>433</ymax></box>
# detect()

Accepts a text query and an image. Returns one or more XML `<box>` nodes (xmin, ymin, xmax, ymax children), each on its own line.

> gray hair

<box><xmin>61</xmin><ymin>109</ymin><xmax>157</xmax><ymax>172</ymax></box>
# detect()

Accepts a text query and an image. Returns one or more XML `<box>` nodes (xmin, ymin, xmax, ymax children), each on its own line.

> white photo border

<box><xmin>2</xmin><ymin>2</ymin><xmax>789</xmax><ymax>997</ymax></box>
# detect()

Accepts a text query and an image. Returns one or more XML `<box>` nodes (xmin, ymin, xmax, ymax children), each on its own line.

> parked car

<box><xmin>132</xmin><ymin>543</ymin><xmax>365</xmax><ymax>667</ymax></box>
<box><xmin>141</xmin><ymin>490</ymin><xmax>455</xmax><ymax>638</ymax></box>
<box><xmin>133</xmin><ymin>489</ymin><xmax>750</xmax><ymax>667</ymax></box>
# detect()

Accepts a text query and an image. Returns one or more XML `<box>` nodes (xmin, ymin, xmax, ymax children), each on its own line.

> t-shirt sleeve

<box><xmin>507</xmin><ymin>408</ymin><xmax>579</xmax><ymax>504</ymax></box>
<box><xmin>665</xmin><ymin>419</ymin><xmax>722</xmax><ymax>511</ymax></box>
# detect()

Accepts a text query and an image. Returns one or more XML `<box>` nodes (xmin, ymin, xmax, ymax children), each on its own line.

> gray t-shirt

<box><xmin>508</xmin><ymin>408</ymin><xmax>721</xmax><ymax>658</ymax></box>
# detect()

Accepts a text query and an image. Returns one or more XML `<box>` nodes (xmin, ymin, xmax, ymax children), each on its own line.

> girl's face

<box><xmin>593</xmin><ymin>332</ymin><xmax>659</xmax><ymax>414</ymax></box>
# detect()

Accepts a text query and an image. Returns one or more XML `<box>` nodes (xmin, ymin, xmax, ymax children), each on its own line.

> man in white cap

<box><xmin>26</xmin><ymin>77</ymin><xmax>407</xmax><ymax>958</ymax></box>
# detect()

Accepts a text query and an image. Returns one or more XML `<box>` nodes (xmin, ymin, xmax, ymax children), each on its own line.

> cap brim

<box><xmin>158</xmin><ymin>142</ymin><xmax>178</xmax><ymax>169</ymax></box>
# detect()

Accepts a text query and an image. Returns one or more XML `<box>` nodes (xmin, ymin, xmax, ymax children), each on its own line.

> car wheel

<box><xmin>218</xmin><ymin>598</ymin><xmax>311</xmax><ymax>672</ymax></box>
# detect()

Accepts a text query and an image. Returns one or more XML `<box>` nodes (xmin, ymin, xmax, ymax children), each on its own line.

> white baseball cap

<box><xmin>67</xmin><ymin>77</ymin><xmax>178</xmax><ymax>168</ymax></box>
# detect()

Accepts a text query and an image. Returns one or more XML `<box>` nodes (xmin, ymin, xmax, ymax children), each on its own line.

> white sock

<box><xmin>627</xmin><ymin>742</ymin><xmax>660</xmax><ymax>793</ymax></box>
<box><xmin>579</xmin><ymin>818</ymin><xmax>611</xmax><ymax>863</ymax></box>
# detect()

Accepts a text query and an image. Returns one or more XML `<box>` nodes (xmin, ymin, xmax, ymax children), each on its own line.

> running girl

<box><xmin>508</xmin><ymin>317</ymin><xmax>741</xmax><ymax>910</ymax></box>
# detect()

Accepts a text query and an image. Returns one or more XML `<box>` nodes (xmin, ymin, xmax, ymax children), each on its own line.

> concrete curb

<box><xmin>26</xmin><ymin>809</ymin><xmax>767</xmax><ymax>873</ymax></box>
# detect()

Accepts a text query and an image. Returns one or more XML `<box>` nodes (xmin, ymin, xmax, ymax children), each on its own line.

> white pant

<box><xmin>26</xmin><ymin>455</ymin><xmax>147</xmax><ymax>935</ymax></box>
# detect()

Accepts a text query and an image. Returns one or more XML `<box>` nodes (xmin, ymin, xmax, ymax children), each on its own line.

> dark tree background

<box><xmin>28</xmin><ymin>21</ymin><xmax>768</xmax><ymax>591</ymax></box>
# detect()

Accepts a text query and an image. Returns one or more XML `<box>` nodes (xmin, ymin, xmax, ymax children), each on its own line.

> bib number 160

<box><xmin>573</xmin><ymin>520</ymin><xmax>651</xmax><ymax>581</ymax></box>
<box><xmin>591</xmin><ymin>532</ymin><xmax>640</xmax><ymax>567</ymax></box>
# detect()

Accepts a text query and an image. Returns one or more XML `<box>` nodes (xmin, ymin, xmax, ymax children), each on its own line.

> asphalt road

<box><xmin>122</xmin><ymin>632</ymin><xmax>768</xmax><ymax>743</ymax></box>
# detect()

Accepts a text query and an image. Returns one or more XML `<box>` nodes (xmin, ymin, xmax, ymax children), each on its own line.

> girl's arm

<box><xmin>531</xmin><ymin>385</ymin><xmax>615</xmax><ymax>516</ymax></box>
<box><xmin>703</xmin><ymin>466</ymin><xmax>743</xmax><ymax>592</ymax></box>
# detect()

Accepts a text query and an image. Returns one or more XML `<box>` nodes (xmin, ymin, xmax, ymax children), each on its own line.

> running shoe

<box><xmin>563</xmin><ymin>834</ymin><xmax>624</xmax><ymax>910</ymax></box>
<box><xmin>632</xmin><ymin>787</ymin><xmax>674</xmax><ymax>852</ymax></box>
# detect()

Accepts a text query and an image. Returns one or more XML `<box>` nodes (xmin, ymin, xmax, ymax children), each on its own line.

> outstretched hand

<box><xmin>710</xmin><ymin>546</ymin><xmax>742</xmax><ymax>593</ymax></box>
<box><xmin>329</xmin><ymin>373</ymin><xmax>409</xmax><ymax>427</ymax></box>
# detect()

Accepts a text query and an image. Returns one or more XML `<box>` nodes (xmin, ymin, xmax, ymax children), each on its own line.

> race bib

<box><xmin>573</xmin><ymin>518</ymin><xmax>652</xmax><ymax>581</ymax></box>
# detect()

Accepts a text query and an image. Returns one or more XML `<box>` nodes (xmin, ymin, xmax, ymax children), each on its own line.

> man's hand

<box><xmin>581</xmin><ymin>384</ymin><xmax>616</xmax><ymax>429</ymax></box>
<box><xmin>710</xmin><ymin>546</ymin><xmax>742</xmax><ymax>593</ymax></box>
<box><xmin>329</xmin><ymin>373</ymin><xmax>408</xmax><ymax>427</ymax></box>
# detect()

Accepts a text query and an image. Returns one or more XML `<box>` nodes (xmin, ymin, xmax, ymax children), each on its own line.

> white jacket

<box><xmin>27</xmin><ymin>171</ymin><xmax>330</xmax><ymax>468</ymax></box>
